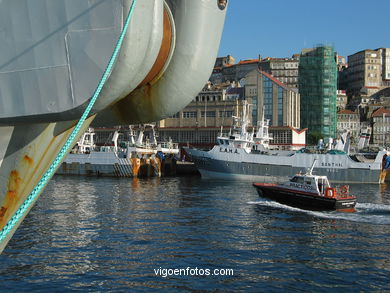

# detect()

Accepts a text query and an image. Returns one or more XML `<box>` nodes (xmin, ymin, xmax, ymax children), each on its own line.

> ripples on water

<box><xmin>0</xmin><ymin>176</ymin><xmax>390</xmax><ymax>292</ymax></box>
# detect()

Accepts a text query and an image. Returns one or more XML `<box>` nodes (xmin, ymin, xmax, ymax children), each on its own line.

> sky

<box><xmin>218</xmin><ymin>0</ymin><xmax>390</xmax><ymax>62</ymax></box>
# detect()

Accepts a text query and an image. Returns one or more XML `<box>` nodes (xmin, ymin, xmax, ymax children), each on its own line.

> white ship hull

<box><xmin>185</xmin><ymin>146</ymin><xmax>388</xmax><ymax>184</ymax></box>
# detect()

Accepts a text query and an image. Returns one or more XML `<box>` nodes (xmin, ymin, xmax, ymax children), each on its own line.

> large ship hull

<box><xmin>185</xmin><ymin>146</ymin><xmax>387</xmax><ymax>184</ymax></box>
<box><xmin>56</xmin><ymin>152</ymin><xmax>177</xmax><ymax>178</ymax></box>
<box><xmin>0</xmin><ymin>0</ymin><xmax>227</xmax><ymax>253</ymax></box>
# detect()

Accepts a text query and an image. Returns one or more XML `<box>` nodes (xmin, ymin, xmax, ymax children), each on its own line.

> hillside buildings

<box><xmin>210</xmin><ymin>57</ymin><xmax>260</xmax><ymax>84</ymax></box>
<box><xmin>336</xmin><ymin>90</ymin><xmax>348</xmax><ymax>111</ymax></box>
<box><xmin>344</xmin><ymin>48</ymin><xmax>390</xmax><ymax>98</ymax></box>
<box><xmin>337</xmin><ymin>109</ymin><xmax>360</xmax><ymax>142</ymax></box>
<box><xmin>371</xmin><ymin>107</ymin><xmax>390</xmax><ymax>145</ymax></box>
<box><xmin>157</xmin><ymin>46</ymin><xmax>390</xmax><ymax>149</ymax></box>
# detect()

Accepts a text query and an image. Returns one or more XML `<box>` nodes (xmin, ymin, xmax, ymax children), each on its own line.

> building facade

<box><xmin>219</xmin><ymin>59</ymin><xmax>260</xmax><ymax>83</ymax></box>
<box><xmin>269</xmin><ymin>126</ymin><xmax>306</xmax><ymax>151</ymax></box>
<box><xmin>214</xmin><ymin>55</ymin><xmax>235</xmax><ymax>68</ymax></box>
<box><xmin>211</xmin><ymin>55</ymin><xmax>236</xmax><ymax>84</ymax></box>
<box><xmin>245</xmin><ymin>69</ymin><xmax>300</xmax><ymax>128</ymax></box>
<box><xmin>158</xmin><ymin>85</ymin><xmax>246</xmax><ymax>148</ymax></box>
<box><xmin>372</xmin><ymin>107</ymin><xmax>390</xmax><ymax>146</ymax></box>
<box><xmin>347</xmin><ymin>48</ymin><xmax>390</xmax><ymax>97</ymax></box>
<box><xmin>258</xmin><ymin>56</ymin><xmax>299</xmax><ymax>88</ymax></box>
<box><xmin>337</xmin><ymin>109</ymin><xmax>360</xmax><ymax>142</ymax></box>
<box><xmin>299</xmin><ymin>45</ymin><xmax>338</xmax><ymax>139</ymax></box>
<box><xmin>336</xmin><ymin>90</ymin><xmax>348</xmax><ymax>111</ymax></box>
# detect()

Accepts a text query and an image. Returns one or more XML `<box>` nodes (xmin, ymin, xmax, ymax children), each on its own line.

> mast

<box><xmin>307</xmin><ymin>159</ymin><xmax>317</xmax><ymax>175</ymax></box>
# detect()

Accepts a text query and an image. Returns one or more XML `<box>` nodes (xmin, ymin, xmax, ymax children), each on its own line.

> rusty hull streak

<box><xmin>23</xmin><ymin>155</ymin><xmax>34</xmax><ymax>166</ymax></box>
<box><xmin>102</xmin><ymin>6</ymin><xmax>174</xmax><ymax>125</ymax></box>
<box><xmin>139</xmin><ymin>6</ymin><xmax>173</xmax><ymax>87</ymax></box>
<box><xmin>0</xmin><ymin>116</ymin><xmax>95</xmax><ymax>232</ymax></box>
<box><xmin>0</xmin><ymin>170</ymin><xmax>21</xmax><ymax>227</ymax></box>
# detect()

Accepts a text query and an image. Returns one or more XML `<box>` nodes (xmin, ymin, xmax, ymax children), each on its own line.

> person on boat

<box><xmin>382</xmin><ymin>154</ymin><xmax>387</xmax><ymax>169</ymax></box>
<box><xmin>318</xmin><ymin>182</ymin><xmax>324</xmax><ymax>195</ymax></box>
<box><xmin>384</xmin><ymin>155</ymin><xmax>390</xmax><ymax>170</ymax></box>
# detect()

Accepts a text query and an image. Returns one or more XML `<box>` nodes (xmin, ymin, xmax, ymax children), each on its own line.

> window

<box><xmin>201</xmin><ymin>111</ymin><xmax>216</xmax><ymax>118</ymax></box>
<box><xmin>278</xmin><ymin>87</ymin><xmax>283</xmax><ymax>125</ymax></box>
<box><xmin>219</xmin><ymin>111</ymin><xmax>233</xmax><ymax>118</ymax></box>
<box><xmin>290</xmin><ymin>176</ymin><xmax>304</xmax><ymax>183</ymax></box>
<box><xmin>263</xmin><ymin>77</ymin><xmax>273</xmax><ymax>122</ymax></box>
<box><xmin>183</xmin><ymin>111</ymin><xmax>197</xmax><ymax>118</ymax></box>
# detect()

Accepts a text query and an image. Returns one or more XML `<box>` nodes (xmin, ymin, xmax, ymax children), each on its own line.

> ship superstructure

<box><xmin>185</xmin><ymin>100</ymin><xmax>389</xmax><ymax>184</ymax></box>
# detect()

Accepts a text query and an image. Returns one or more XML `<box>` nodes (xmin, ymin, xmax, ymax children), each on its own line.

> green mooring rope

<box><xmin>0</xmin><ymin>0</ymin><xmax>137</xmax><ymax>243</ymax></box>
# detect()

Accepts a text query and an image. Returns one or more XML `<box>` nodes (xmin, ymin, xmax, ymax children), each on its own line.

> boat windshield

<box><xmin>290</xmin><ymin>176</ymin><xmax>304</xmax><ymax>183</ymax></box>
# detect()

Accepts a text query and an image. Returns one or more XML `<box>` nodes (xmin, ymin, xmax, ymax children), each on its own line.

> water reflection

<box><xmin>0</xmin><ymin>176</ymin><xmax>389</xmax><ymax>291</ymax></box>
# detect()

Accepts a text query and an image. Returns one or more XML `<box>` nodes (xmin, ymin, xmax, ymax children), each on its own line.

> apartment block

<box><xmin>337</xmin><ymin>109</ymin><xmax>360</xmax><ymax>141</ymax></box>
<box><xmin>336</xmin><ymin>90</ymin><xmax>348</xmax><ymax>111</ymax></box>
<box><xmin>371</xmin><ymin>107</ymin><xmax>390</xmax><ymax>145</ymax></box>
<box><xmin>347</xmin><ymin>48</ymin><xmax>390</xmax><ymax>97</ymax></box>
<box><xmin>258</xmin><ymin>56</ymin><xmax>299</xmax><ymax>88</ymax></box>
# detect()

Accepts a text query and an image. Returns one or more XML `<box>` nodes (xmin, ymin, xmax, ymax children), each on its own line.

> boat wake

<box><xmin>248</xmin><ymin>200</ymin><xmax>390</xmax><ymax>225</ymax></box>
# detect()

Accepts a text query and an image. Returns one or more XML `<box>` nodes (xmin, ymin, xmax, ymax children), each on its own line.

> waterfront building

<box><xmin>258</xmin><ymin>56</ymin><xmax>299</xmax><ymax>88</ymax></box>
<box><xmin>269</xmin><ymin>126</ymin><xmax>306</xmax><ymax>151</ymax></box>
<box><xmin>337</xmin><ymin>109</ymin><xmax>360</xmax><ymax>143</ymax></box>
<box><xmin>299</xmin><ymin>45</ymin><xmax>338</xmax><ymax>140</ymax></box>
<box><xmin>157</xmin><ymin>84</ymin><xmax>246</xmax><ymax>148</ymax></box>
<box><xmin>346</xmin><ymin>48</ymin><xmax>390</xmax><ymax>98</ymax></box>
<box><xmin>371</xmin><ymin>107</ymin><xmax>390</xmax><ymax>146</ymax></box>
<box><xmin>244</xmin><ymin>69</ymin><xmax>300</xmax><ymax>128</ymax></box>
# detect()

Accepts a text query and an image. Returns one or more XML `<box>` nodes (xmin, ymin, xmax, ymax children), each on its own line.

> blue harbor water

<box><xmin>1</xmin><ymin>175</ymin><xmax>390</xmax><ymax>292</ymax></box>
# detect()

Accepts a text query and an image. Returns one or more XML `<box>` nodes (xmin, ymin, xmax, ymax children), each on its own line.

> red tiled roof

<box><xmin>372</xmin><ymin>107</ymin><xmax>390</xmax><ymax>117</ymax></box>
<box><xmin>238</xmin><ymin>59</ymin><xmax>259</xmax><ymax>65</ymax></box>
<box><xmin>338</xmin><ymin>109</ymin><xmax>357</xmax><ymax>114</ymax></box>
<box><xmin>259</xmin><ymin>70</ymin><xmax>289</xmax><ymax>90</ymax></box>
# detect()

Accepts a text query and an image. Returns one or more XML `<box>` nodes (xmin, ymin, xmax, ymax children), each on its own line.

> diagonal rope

<box><xmin>0</xmin><ymin>0</ymin><xmax>137</xmax><ymax>243</ymax></box>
